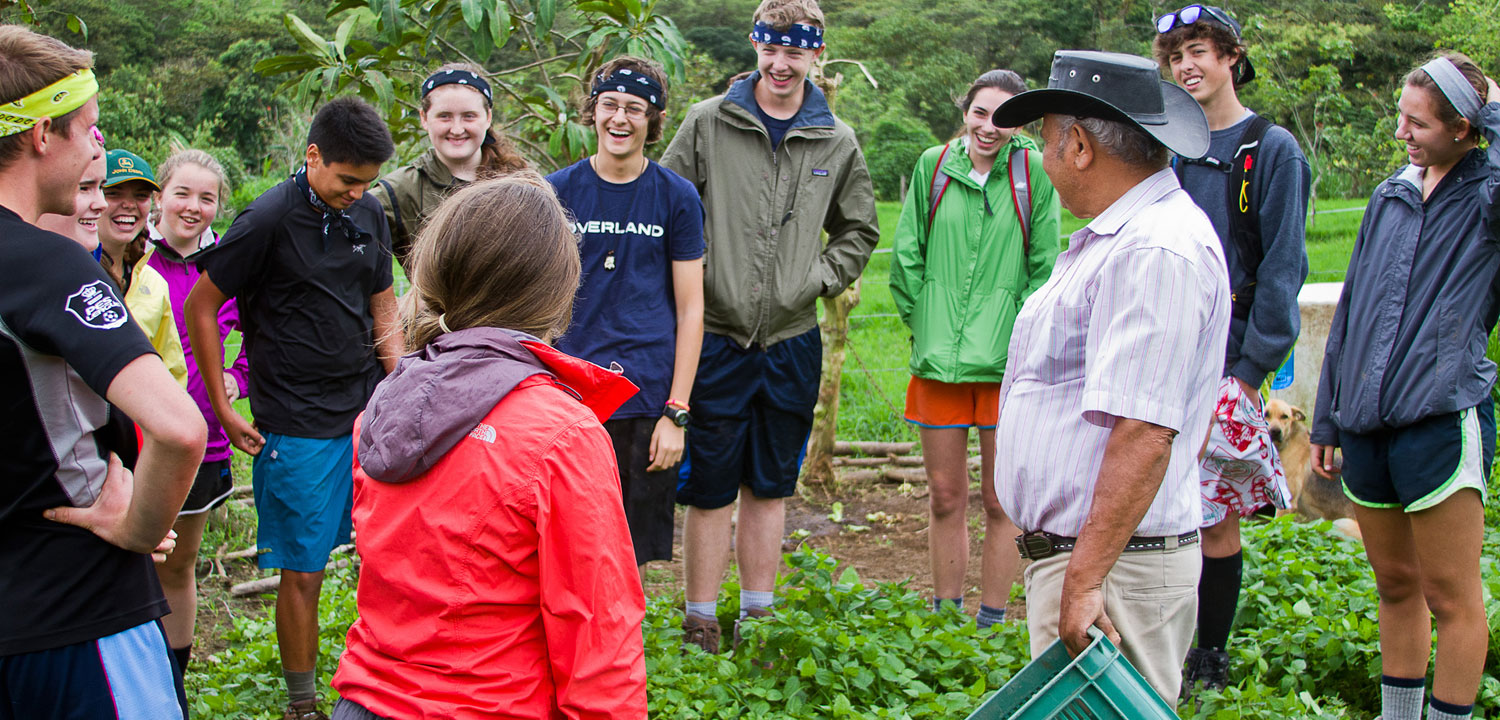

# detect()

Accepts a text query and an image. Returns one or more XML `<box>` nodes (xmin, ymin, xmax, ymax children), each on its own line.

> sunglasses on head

<box><xmin>1156</xmin><ymin>4</ymin><xmax>1238</xmax><ymax>36</ymax></box>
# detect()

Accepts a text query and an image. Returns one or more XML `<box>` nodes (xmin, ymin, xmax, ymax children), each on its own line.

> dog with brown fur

<box><xmin>1266</xmin><ymin>398</ymin><xmax>1361</xmax><ymax>540</ymax></box>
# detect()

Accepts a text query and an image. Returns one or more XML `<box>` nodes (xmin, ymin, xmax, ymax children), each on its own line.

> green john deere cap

<box><xmin>103</xmin><ymin>149</ymin><xmax>159</xmax><ymax>190</ymax></box>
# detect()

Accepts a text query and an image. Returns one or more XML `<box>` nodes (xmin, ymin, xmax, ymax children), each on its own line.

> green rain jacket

<box><xmin>889</xmin><ymin>135</ymin><xmax>1061</xmax><ymax>383</ymax></box>
<box><xmin>372</xmin><ymin>148</ymin><xmax>466</xmax><ymax>266</ymax></box>
<box><xmin>661</xmin><ymin>73</ymin><xmax>879</xmax><ymax>348</ymax></box>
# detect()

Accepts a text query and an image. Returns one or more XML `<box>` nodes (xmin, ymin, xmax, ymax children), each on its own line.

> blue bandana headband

<box><xmin>421</xmin><ymin>69</ymin><xmax>493</xmax><ymax>106</ymax></box>
<box><xmin>590</xmin><ymin>68</ymin><xmax>665</xmax><ymax>111</ymax></box>
<box><xmin>1421</xmin><ymin>57</ymin><xmax>1482</xmax><ymax>124</ymax></box>
<box><xmin>749</xmin><ymin>21</ymin><xmax>823</xmax><ymax>50</ymax></box>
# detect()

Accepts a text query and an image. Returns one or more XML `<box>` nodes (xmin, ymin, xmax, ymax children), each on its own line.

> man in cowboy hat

<box><xmin>989</xmin><ymin>50</ymin><xmax>1229</xmax><ymax>704</ymax></box>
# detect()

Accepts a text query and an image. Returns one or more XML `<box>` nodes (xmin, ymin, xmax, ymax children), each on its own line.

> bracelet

<box><xmin>665</xmin><ymin>398</ymin><xmax>690</xmax><ymax>411</ymax></box>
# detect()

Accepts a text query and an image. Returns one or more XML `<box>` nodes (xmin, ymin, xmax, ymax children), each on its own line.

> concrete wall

<box><xmin>1267</xmin><ymin>282</ymin><xmax>1343</xmax><ymax>415</ymax></box>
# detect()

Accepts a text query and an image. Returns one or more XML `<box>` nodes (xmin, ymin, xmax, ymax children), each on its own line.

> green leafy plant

<box><xmin>256</xmin><ymin>0</ymin><xmax>688</xmax><ymax>169</ymax></box>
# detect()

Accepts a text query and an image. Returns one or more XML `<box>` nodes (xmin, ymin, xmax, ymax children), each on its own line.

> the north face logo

<box><xmin>65</xmin><ymin>280</ymin><xmax>128</xmax><ymax>330</ymax></box>
<box><xmin>468</xmin><ymin>423</ymin><xmax>497</xmax><ymax>443</ymax></box>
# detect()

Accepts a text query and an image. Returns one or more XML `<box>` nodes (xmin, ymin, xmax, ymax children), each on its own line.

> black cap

<box><xmin>992</xmin><ymin>50</ymin><xmax>1209</xmax><ymax>159</ymax></box>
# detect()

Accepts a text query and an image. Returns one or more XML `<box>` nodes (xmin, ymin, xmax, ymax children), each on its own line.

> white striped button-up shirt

<box><xmin>994</xmin><ymin>168</ymin><xmax>1230</xmax><ymax>538</ymax></box>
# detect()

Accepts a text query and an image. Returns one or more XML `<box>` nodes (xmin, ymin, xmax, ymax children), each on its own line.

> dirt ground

<box><xmin>643</xmin><ymin>473</ymin><xmax>1027</xmax><ymax>620</ymax></box>
<box><xmin>193</xmin><ymin>472</ymin><xmax>1016</xmax><ymax>657</ymax></box>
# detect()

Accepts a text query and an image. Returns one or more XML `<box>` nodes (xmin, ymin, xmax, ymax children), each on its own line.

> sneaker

<box><xmin>282</xmin><ymin>699</ymin><xmax>328</xmax><ymax>720</ymax></box>
<box><xmin>1181</xmin><ymin>647</ymin><xmax>1230</xmax><ymax>699</ymax></box>
<box><xmin>682</xmin><ymin>613</ymin><xmax>721</xmax><ymax>654</ymax></box>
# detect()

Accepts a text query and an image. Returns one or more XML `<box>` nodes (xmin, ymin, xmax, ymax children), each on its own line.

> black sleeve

<box><xmin>10</xmin><ymin>233</ymin><xmax>156</xmax><ymax>397</ymax></box>
<box><xmin>195</xmin><ymin>198</ymin><xmax>275</xmax><ymax>299</ymax></box>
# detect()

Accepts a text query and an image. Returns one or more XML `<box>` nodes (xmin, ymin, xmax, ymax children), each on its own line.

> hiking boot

<box><xmin>282</xmin><ymin>699</ymin><xmax>328</xmax><ymax>720</ymax></box>
<box><xmin>682</xmin><ymin>613</ymin><xmax>721</xmax><ymax>654</ymax></box>
<box><xmin>734</xmin><ymin>607</ymin><xmax>778</xmax><ymax>669</ymax></box>
<box><xmin>1181</xmin><ymin>647</ymin><xmax>1230</xmax><ymax>700</ymax></box>
<box><xmin>733</xmin><ymin>607</ymin><xmax>774</xmax><ymax>649</ymax></box>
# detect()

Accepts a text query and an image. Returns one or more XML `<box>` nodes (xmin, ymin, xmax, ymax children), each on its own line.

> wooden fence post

<box><xmin>805</xmin><ymin>278</ymin><xmax>861</xmax><ymax>485</ymax></box>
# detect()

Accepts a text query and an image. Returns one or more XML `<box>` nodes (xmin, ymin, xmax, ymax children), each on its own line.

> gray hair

<box><xmin>1054</xmin><ymin>115</ymin><xmax>1170</xmax><ymax>170</ymax></box>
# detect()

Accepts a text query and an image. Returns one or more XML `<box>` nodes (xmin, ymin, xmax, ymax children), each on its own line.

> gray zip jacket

<box><xmin>661</xmin><ymin>73</ymin><xmax>879</xmax><ymax>347</ymax></box>
<box><xmin>1312</xmin><ymin>102</ymin><xmax>1500</xmax><ymax>444</ymax></box>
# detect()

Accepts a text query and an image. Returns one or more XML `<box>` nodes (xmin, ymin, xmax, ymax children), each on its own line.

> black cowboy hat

<box><xmin>993</xmin><ymin>50</ymin><xmax>1209</xmax><ymax>159</ymax></box>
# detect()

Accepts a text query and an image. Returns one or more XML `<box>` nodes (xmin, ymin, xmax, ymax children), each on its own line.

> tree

<box><xmin>257</xmin><ymin>0</ymin><xmax>689</xmax><ymax>169</ymax></box>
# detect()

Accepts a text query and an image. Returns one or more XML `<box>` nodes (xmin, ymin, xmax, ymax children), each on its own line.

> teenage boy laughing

<box><xmin>185</xmin><ymin>97</ymin><xmax>401</xmax><ymax>720</ymax></box>
<box><xmin>1154</xmin><ymin>4</ymin><xmax>1310</xmax><ymax>694</ymax></box>
<box><xmin>548</xmin><ymin>55</ymin><xmax>706</xmax><ymax>587</ymax></box>
<box><xmin>662</xmin><ymin>0</ymin><xmax>879</xmax><ymax>654</ymax></box>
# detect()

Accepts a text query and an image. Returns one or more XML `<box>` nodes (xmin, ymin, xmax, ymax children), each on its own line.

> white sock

<box><xmin>685</xmin><ymin>600</ymin><xmax>717</xmax><ymax>620</ymax></box>
<box><xmin>739</xmin><ymin>590</ymin><xmax>774</xmax><ymax>620</ymax></box>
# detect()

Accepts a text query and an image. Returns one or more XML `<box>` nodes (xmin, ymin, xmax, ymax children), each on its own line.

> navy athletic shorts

<box><xmin>0</xmin><ymin>620</ymin><xmax>187</xmax><ymax>719</ymax></box>
<box><xmin>606</xmin><ymin>416</ymin><xmax>679</xmax><ymax>564</ymax></box>
<box><xmin>1340</xmin><ymin>397</ymin><xmax>1495</xmax><ymax>511</ymax></box>
<box><xmin>677</xmin><ymin>328</ymin><xmax>821</xmax><ymax>509</ymax></box>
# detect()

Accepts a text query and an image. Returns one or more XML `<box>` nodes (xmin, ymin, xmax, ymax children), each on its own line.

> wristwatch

<box><xmin>663</xmin><ymin>405</ymin><xmax>692</xmax><ymax>428</ymax></box>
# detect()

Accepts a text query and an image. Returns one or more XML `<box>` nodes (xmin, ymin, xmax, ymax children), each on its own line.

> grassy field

<box><xmin>834</xmin><ymin>197</ymin><xmax>1366</xmax><ymax>443</ymax></box>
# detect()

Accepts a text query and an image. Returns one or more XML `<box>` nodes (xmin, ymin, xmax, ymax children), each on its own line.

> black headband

<box><xmin>421</xmin><ymin>69</ymin><xmax>493</xmax><ymax>105</ymax></box>
<box><xmin>590</xmin><ymin>68</ymin><xmax>665</xmax><ymax>111</ymax></box>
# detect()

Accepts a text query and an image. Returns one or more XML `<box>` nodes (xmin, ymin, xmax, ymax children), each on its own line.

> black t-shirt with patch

<box><xmin>195</xmin><ymin>178</ymin><xmax>394</xmax><ymax>438</ymax></box>
<box><xmin>0</xmin><ymin>206</ymin><xmax>165</xmax><ymax>655</ymax></box>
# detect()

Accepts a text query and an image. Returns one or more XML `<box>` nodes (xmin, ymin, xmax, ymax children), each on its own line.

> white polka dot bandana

<box><xmin>748</xmin><ymin>21</ymin><xmax>823</xmax><ymax>49</ymax></box>
<box><xmin>589</xmin><ymin>68</ymin><xmax>665</xmax><ymax>110</ymax></box>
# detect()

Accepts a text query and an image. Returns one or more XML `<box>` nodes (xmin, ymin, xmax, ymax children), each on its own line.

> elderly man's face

<box><xmin>1040</xmin><ymin>114</ymin><xmax>1083</xmax><ymax>217</ymax></box>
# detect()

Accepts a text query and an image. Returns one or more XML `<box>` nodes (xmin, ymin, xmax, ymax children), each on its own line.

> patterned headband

<box><xmin>0</xmin><ymin>70</ymin><xmax>98</xmax><ymax>137</ymax></box>
<box><xmin>1421</xmin><ymin>57</ymin><xmax>1481</xmax><ymax>124</ymax></box>
<box><xmin>749</xmin><ymin>21</ymin><xmax>824</xmax><ymax>50</ymax></box>
<box><xmin>421</xmin><ymin>69</ymin><xmax>493</xmax><ymax>106</ymax></box>
<box><xmin>590</xmin><ymin>68</ymin><xmax>665</xmax><ymax>111</ymax></box>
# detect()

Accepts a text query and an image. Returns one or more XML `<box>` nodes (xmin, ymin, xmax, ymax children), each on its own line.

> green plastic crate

<box><xmin>966</xmin><ymin>628</ymin><xmax>1177</xmax><ymax>720</ymax></box>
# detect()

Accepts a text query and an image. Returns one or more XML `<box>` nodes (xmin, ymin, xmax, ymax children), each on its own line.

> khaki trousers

<box><xmin>1023</xmin><ymin>544</ymin><xmax>1200</xmax><ymax>705</ymax></box>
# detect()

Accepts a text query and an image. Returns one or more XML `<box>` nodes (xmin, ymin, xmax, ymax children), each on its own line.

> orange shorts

<box><xmin>903</xmin><ymin>376</ymin><xmax>1002</xmax><ymax>429</ymax></box>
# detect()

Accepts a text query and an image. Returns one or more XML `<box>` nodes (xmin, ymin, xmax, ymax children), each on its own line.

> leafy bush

<box><xmin>864</xmin><ymin>117</ymin><xmax>937</xmax><ymax>202</ymax></box>
<box><xmin>645</xmin><ymin>550</ymin><xmax>1031</xmax><ymax>718</ymax></box>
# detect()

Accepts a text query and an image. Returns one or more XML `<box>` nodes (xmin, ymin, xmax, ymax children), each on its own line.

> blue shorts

<box><xmin>677</xmin><ymin>328</ymin><xmax>821</xmax><ymax>509</ymax></box>
<box><xmin>0</xmin><ymin>620</ymin><xmax>187</xmax><ymax>719</ymax></box>
<box><xmin>253</xmin><ymin>432</ymin><xmax>355</xmax><ymax>572</ymax></box>
<box><xmin>1340</xmin><ymin>398</ymin><xmax>1495</xmax><ymax>512</ymax></box>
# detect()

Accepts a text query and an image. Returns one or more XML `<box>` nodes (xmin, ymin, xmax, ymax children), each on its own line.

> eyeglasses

<box><xmin>1155</xmin><ymin>4</ymin><xmax>1238</xmax><ymax>36</ymax></box>
<box><xmin>90</xmin><ymin>125</ymin><xmax>104</xmax><ymax>147</ymax></box>
<box><xmin>596</xmin><ymin>98</ymin><xmax>648</xmax><ymax>120</ymax></box>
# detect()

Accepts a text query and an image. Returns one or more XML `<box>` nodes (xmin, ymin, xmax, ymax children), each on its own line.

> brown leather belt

<box><xmin>1014</xmin><ymin>530</ymin><xmax>1199</xmax><ymax>561</ymax></box>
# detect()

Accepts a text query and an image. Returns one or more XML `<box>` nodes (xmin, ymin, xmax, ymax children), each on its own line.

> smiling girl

<box><xmin>373</xmin><ymin>62</ymin><xmax>529</xmax><ymax>267</ymax></box>
<box><xmin>889</xmin><ymin>69</ymin><xmax>1060</xmax><ymax>629</ymax></box>
<box><xmin>1312</xmin><ymin>53</ymin><xmax>1500</xmax><ymax>720</ymax></box>
<box><xmin>136</xmin><ymin>149</ymin><xmax>250</xmax><ymax>673</ymax></box>
<box><xmin>92</xmin><ymin>148</ymin><xmax>188</xmax><ymax>388</ymax></box>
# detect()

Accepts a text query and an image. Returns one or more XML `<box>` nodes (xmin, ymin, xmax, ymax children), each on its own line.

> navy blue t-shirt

<box><xmin>548</xmin><ymin>158</ymin><xmax>705</xmax><ymax>419</ymax></box>
<box><xmin>755</xmin><ymin>103</ymin><xmax>797</xmax><ymax>149</ymax></box>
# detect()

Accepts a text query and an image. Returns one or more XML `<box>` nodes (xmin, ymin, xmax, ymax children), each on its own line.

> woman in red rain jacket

<box><xmin>331</xmin><ymin>174</ymin><xmax>647</xmax><ymax>720</ymax></box>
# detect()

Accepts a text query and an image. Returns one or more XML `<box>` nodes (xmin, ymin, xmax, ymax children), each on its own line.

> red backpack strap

<box><xmin>927</xmin><ymin>143</ymin><xmax>953</xmax><ymax>230</ymax></box>
<box><xmin>1007</xmin><ymin>147</ymin><xmax>1032</xmax><ymax>257</ymax></box>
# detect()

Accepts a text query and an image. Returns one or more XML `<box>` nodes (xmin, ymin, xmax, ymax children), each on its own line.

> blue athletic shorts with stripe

<box><xmin>253</xmin><ymin>432</ymin><xmax>355</xmax><ymax>572</ymax></box>
<box><xmin>1340</xmin><ymin>398</ymin><xmax>1495</xmax><ymax>512</ymax></box>
<box><xmin>0</xmin><ymin>620</ymin><xmax>187</xmax><ymax>719</ymax></box>
<box><xmin>677</xmin><ymin>328</ymin><xmax>821</xmax><ymax>509</ymax></box>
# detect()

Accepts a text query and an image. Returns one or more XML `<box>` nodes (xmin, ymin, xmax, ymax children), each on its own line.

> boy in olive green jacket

<box><xmin>660</xmin><ymin>0</ymin><xmax>878</xmax><ymax>656</ymax></box>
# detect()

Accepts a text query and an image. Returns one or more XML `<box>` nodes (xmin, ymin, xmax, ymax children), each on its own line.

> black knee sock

<box><xmin>172</xmin><ymin>644</ymin><xmax>192</xmax><ymax>673</ymax></box>
<box><xmin>1196</xmin><ymin>550</ymin><xmax>1243</xmax><ymax>650</ymax></box>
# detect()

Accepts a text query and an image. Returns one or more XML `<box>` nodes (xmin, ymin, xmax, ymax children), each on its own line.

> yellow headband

<box><xmin>0</xmin><ymin>69</ymin><xmax>98</xmax><ymax>137</ymax></box>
